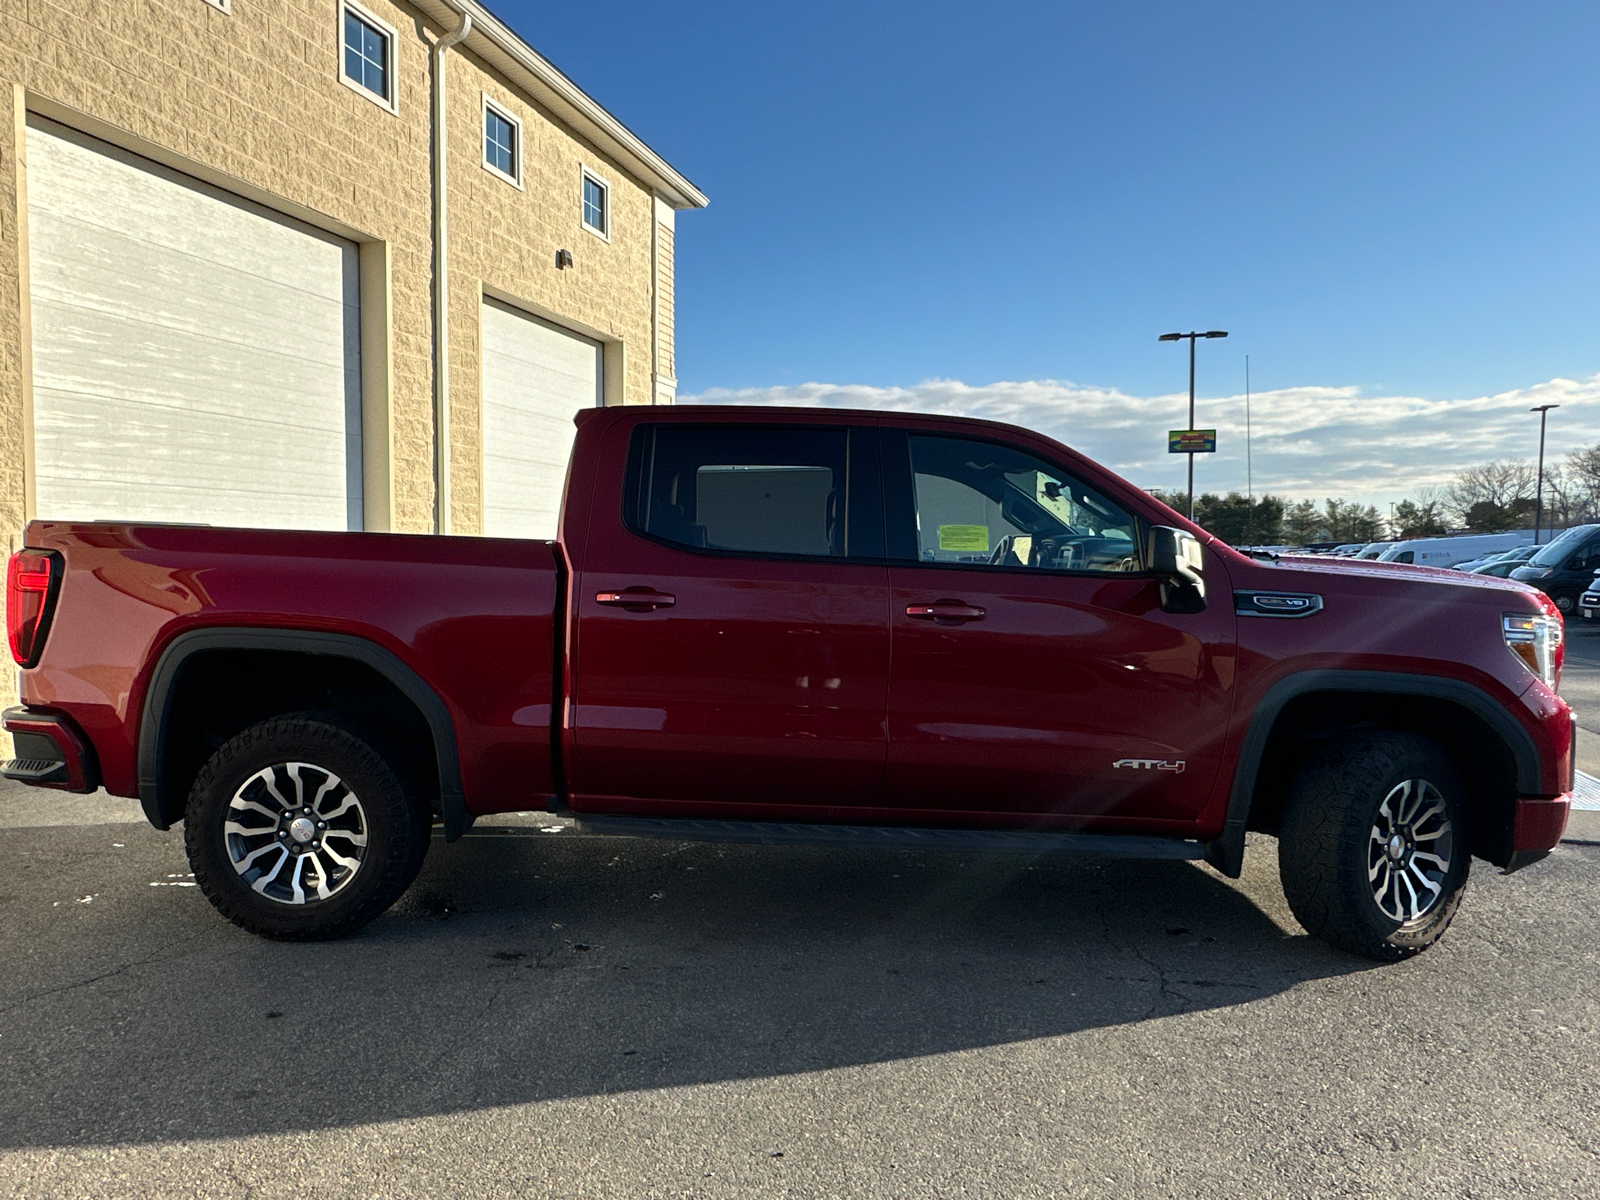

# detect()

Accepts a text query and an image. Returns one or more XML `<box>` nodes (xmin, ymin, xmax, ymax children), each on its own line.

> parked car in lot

<box><xmin>1469</xmin><ymin>557</ymin><xmax>1531</xmax><ymax>579</ymax></box>
<box><xmin>2</xmin><ymin>406</ymin><xmax>1574</xmax><ymax>961</ymax></box>
<box><xmin>1378</xmin><ymin>532</ymin><xmax>1530</xmax><ymax>568</ymax></box>
<box><xmin>1579</xmin><ymin>575</ymin><xmax>1600</xmax><ymax>621</ymax></box>
<box><xmin>1456</xmin><ymin>545</ymin><xmax>1539</xmax><ymax>574</ymax></box>
<box><xmin>1510</xmin><ymin>525</ymin><xmax>1600</xmax><ymax>615</ymax></box>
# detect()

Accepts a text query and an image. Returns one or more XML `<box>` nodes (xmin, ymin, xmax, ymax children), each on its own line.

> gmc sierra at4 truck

<box><xmin>2</xmin><ymin>406</ymin><xmax>1574</xmax><ymax>960</ymax></box>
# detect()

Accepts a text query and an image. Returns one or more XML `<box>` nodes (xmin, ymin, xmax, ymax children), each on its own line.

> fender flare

<box><xmin>1204</xmin><ymin>669</ymin><xmax>1540</xmax><ymax>877</ymax></box>
<box><xmin>137</xmin><ymin>627</ymin><xmax>470</xmax><ymax>841</ymax></box>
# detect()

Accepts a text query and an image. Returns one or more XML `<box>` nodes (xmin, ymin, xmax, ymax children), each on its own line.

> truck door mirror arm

<box><xmin>1148</xmin><ymin>526</ymin><xmax>1206</xmax><ymax>614</ymax></box>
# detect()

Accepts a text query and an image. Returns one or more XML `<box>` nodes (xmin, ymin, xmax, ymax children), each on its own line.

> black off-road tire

<box><xmin>1278</xmin><ymin>731</ymin><xmax>1470</xmax><ymax>962</ymax></box>
<box><xmin>185</xmin><ymin>715</ymin><xmax>430</xmax><ymax>940</ymax></box>
<box><xmin>1550</xmin><ymin>590</ymin><xmax>1578</xmax><ymax>616</ymax></box>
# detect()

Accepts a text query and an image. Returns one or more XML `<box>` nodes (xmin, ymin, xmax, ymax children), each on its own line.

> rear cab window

<box><xmin>625</xmin><ymin>424</ymin><xmax>884</xmax><ymax>559</ymax></box>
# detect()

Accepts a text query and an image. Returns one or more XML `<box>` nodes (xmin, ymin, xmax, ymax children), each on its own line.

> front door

<box><xmin>568</xmin><ymin>421</ymin><xmax>890</xmax><ymax>817</ymax></box>
<box><xmin>880</xmin><ymin>429</ymin><xmax>1236</xmax><ymax>829</ymax></box>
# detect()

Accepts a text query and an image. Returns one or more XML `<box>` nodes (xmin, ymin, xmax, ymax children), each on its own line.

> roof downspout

<box><xmin>430</xmin><ymin>1</ymin><xmax>472</xmax><ymax>534</ymax></box>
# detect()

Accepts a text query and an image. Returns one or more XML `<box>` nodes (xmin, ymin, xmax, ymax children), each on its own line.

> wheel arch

<box><xmin>137</xmin><ymin>628</ymin><xmax>469</xmax><ymax>841</ymax></box>
<box><xmin>1205</xmin><ymin>670</ymin><xmax>1539</xmax><ymax>877</ymax></box>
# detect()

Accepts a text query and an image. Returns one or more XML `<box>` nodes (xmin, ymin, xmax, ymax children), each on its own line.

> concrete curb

<box><xmin>1564</xmin><ymin>808</ymin><xmax>1600</xmax><ymax>845</ymax></box>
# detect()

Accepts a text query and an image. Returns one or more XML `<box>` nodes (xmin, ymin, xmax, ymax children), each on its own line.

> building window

<box><xmin>582</xmin><ymin>169</ymin><xmax>609</xmax><ymax>239</ymax></box>
<box><xmin>483</xmin><ymin>97</ymin><xmax>522</xmax><ymax>187</ymax></box>
<box><xmin>340</xmin><ymin>1</ymin><xmax>396</xmax><ymax>112</ymax></box>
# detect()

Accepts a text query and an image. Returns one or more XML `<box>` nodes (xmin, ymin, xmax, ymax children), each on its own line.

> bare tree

<box><xmin>1445</xmin><ymin>459</ymin><xmax>1535</xmax><ymax>525</ymax></box>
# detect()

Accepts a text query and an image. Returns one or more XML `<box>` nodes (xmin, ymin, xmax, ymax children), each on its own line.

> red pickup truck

<box><xmin>3</xmin><ymin>406</ymin><xmax>1574</xmax><ymax>960</ymax></box>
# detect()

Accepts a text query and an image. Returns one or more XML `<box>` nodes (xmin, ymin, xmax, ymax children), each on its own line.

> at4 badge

<box><xmin>1112</xmin><ymin>758</ymin><xmax>1186</xmax><ymax>774</ymax></box>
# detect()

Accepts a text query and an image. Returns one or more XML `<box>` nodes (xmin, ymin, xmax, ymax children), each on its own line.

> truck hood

<box><xmin>1260</xmin><ymin>553</ymin><xmax>1539</xmax><ymax>596</ymax></box>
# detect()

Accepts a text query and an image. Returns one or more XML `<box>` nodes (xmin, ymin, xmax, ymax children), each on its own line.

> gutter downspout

<box><xmin>431</xmin><ymin>1</ymin><xmax>472</xmax><ymax>534</ymax></box>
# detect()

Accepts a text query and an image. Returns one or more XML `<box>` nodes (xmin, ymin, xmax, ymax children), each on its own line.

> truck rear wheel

<box><xmin>184</xmin><ymin>715</ymin><xmax>430</xmax><ymax>940</ymax></box>
<box><xmin>1278</xmin><ymin>731</ymin><xmax>1469</xmax><ymax>961</ymax></box>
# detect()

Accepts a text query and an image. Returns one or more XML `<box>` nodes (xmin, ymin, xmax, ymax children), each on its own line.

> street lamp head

<box><xmin>1530</xmin><ymin>404</ymin><xmax>1560</xmax><ymax>413</ymax></box>
<box><xmin>1158</xmin><ymin>333</ymin><xmax>1182</xmax><ymax>341</ymax></box>
<box><xmin>1203</xmin><ymin>331</ymin><xmax>1229</xmax><ymax>339</ymax></box>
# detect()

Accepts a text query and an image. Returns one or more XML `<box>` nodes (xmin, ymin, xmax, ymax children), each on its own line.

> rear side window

<box><xmin>630</xmin><ymin>426</ymin><xmax>855</xmax><ymax>558</ymax></box>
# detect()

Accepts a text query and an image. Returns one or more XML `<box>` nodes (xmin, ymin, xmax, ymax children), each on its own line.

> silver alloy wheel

<box><xmin>1367</xmin><ymin>778</ymin><xmax>1454</xmax><ymax>922</ymax></box>
<box><xmin>224</xmin><ymin>762</ymin><xmax>369</xmax><ymax>905</ymax></box>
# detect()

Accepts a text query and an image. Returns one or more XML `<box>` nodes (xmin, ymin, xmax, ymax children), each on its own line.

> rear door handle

<box><xmin>596</xmin><ymin>588</ymin><xmax>676</xmax><ymax>612</ymax></box>
<box><xmin>905</xmin><ymin>600</ymin><xmax>986</xmax><ymax>623</ymax></box>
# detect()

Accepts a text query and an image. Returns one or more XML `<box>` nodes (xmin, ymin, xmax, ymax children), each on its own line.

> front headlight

<box><xmin>1504</xmin><ymin>613</ymin><xmax>1563</xmax><ymax>687</ymax></box>
<box><xmin>1518</xmin><ymin>566</ymin><xmax>1554</xmax><ymax>579</ymax></box>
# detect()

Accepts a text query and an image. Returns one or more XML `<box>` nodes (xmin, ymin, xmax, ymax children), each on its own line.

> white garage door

<box><xmin>26</xmin><ymin>118</ymin><xmax>363</xmax><ymax>531</ymax></box>
<box><xmin>481</xmin><ymin>298</ymin><xmax>602</xmax><ymax>539</ymax></box>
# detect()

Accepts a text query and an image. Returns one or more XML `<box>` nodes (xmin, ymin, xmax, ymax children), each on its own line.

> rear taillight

<box><xmin>6</xmin><ymin>550</ymin><xmax>61</xmax><ymax>668</ymax></box>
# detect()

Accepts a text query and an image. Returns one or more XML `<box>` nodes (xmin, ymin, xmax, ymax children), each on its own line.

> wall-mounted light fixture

<box><xmin>555</xmin><ymin>248</ymin><xmax>573</xmax><ymax>269</ymax></box>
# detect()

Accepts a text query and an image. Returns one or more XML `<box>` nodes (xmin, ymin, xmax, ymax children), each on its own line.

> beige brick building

<box><xmin>0</xmin><ymin>0</ymin><xmax>705</xmax><ymax>569</ymax></box>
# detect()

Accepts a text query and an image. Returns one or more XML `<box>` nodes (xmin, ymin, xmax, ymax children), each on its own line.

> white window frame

<box><xmin>199</xmin><ymin>0</ymin><xmax>231</xmax><ymax>13</ymax></box>
<box><xmin>338</xmin><ymin>0</ymin><xmax>399</xmax><ymax>115</ymax></box>
<box><xmin>580</xmin><ymin>166</ymin><xmax>611</xmax><ymax>242</ymax></box>
<box><xmin>481</xmin><ymin>95</ymin><xmax>524</xmax><ymax>189</ymax></box>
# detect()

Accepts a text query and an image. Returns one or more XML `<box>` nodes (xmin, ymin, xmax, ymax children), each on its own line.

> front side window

<box><xmin>633</xmin><ymin>427</ymin><xmax>849</xmax><ymax>558</ymax></box>
<box><xmin>342</xmin><ymin>5</ymin><xmax>391</xmax><ymax>103</ymax></box>
<box><xmin>582</xmin><ymin>172</ymin><xmax>609</xmax><ymax>237</ymax></box>
<box><xmin>484</xmin><ymin>101</ymin><xmax>518</xmax><ymax>183</ymax></box>
<box><xmin>907</xmin><ymin>434</ymin><xmax>1139</xmax><ymax>573</ymax></box>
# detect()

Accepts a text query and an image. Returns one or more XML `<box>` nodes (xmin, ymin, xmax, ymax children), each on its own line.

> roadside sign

<box><xmin>1168</xmin><ymin>429</ymin><xmax>1217</xmax><ymax>454</ymax></box>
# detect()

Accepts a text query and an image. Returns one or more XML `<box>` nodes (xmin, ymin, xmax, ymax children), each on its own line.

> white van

<box><xmin>1377</xmin><ymin>532</ymin><xmax>1530</xmax><ymax>568</ymax></box>
<box><xmin>1356</xmin><ymin>542</ymin><xmax>1395</xmax><ymax>559</ymax></box>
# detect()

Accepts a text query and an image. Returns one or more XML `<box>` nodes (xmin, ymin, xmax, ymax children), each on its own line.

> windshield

<box><xmin>1528</xmin><ymin>525</ymin><xmax>1597</xmax><ymax>567</ymax></box>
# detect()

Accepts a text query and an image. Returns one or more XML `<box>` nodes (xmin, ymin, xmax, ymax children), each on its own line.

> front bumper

<box><xmin>1502</xmin><ymin>794</ymin><xmax>1571</xmax><ymax>873</ymax></box>
<box><xmin>1</xmin><ymin>706</ymin><xmax>99</xmax><ymax>793</ymax></box>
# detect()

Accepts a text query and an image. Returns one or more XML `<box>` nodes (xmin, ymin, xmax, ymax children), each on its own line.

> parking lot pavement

<box><xmin>1558</xmin><ymin>626</ymin><xmax>1600</xmax><ymax>841</ymax></box>
<box><xmin>2</xmin><ymin>787</ymin><xmax>1598</xmax><ymax>1199</ymax></box>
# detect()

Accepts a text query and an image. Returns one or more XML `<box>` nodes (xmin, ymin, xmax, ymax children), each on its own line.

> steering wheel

<box><xmin>988</xmin><ymin>535</ymin><xmax>1015</xmax><ymax>566</ymax></box>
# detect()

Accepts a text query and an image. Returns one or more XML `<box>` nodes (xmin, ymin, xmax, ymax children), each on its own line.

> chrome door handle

<box><xmin>905</xmin><ymin>600</ymin><xmax>985</xmax><ymax>623</ymax></box>
<box><xmin>596</xmin><ymin>588</ymin><xmax>676</xmax><ymax>612</ymax></box>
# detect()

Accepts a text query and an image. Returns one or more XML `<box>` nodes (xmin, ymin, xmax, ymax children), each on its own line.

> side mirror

<box><xmin>1148</xmin><ymin>525</ymin><xmax>1206</xmax><ymax>614</ymax></box>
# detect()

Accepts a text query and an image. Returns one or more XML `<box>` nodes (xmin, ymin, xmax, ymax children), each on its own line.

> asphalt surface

<box><xmin>1</xmin><ymin>770</ymin><xmax>1597</xmax><ymax>1198</ymax></box>
<box><xmin>1563</xmin><ymin>625</ymin><xmax>1600</xmax><ymax>778</ymax></box>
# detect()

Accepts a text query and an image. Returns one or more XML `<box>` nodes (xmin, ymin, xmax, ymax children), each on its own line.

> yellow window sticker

<box><xmin>938</xmin><ymin>524</ymin><xmax>990</xmax><ymax>552</ymax></box>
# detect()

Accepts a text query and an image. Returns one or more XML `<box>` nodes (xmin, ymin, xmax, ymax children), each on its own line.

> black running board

<box><xmin>571</xmin><ymin>816</ymin><xmax>1205</xmax><ymax>860</ymax></box>
<box><xmin>0</xmin><ymin>757</ymin><xmax>68</xmax><ymax>785</ymax></box>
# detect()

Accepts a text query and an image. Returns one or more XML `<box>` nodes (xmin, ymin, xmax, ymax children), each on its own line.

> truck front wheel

<box><xmin>1278</xmin><ymin>731</ymin><xmax>1469</xmax><ymax>961</ymax></box>
<box><xmin>184</xmin><ymin>715</ymin><xmax>430</xmax><ymax>940</ymax></box>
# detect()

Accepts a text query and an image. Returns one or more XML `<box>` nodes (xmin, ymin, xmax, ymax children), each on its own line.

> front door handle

<box><xmin>905</xmin><ymin>600</ymin><xmax>986</xmax><ymax>623</ymax></box>
<box><xmin>596</xmin><ymin>588</ymin><xmax>677</xmax><ymax>612</ymax></box>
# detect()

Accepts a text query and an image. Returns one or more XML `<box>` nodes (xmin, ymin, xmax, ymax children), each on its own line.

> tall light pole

<box><xmin>1159</xmin><ymin>330</ymin><xmax>1229</xmax><ymax>519</ymax></box>
<box><xmin>1531</xmin><ymin>403</ymin><xmax>1559</xmax><ymax>545</ymax></box>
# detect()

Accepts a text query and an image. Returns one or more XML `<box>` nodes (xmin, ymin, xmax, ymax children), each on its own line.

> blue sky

<box><xmin>500</xmin><ymin>1</ymin><xmax>1600</xmax><ymax>504</ymax></box>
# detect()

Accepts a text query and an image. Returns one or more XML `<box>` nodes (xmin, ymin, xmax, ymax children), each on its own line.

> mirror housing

<box><xmin>1148</xmin><ymin>525</ymin><xmax>1206</xmax><ymax>613</ymax></box>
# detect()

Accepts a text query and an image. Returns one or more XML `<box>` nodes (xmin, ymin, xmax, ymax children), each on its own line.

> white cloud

<box><xmin>682</xmin><ymin>374</ymin><xmax>1600</xmax><ymax>508</ymax></box>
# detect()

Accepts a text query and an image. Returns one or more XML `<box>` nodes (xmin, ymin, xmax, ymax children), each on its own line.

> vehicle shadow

<box><xmin>0</xmin><ymin>824</ymin><xmax>1377</xmax><ymax>1149</ymax></box>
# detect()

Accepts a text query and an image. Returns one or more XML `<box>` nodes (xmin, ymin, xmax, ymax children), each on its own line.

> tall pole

<box><xmin>1187</xmin><ymin>336</ymin><xmax>1197</xmax><ymax>519</ymax></box>
<box><xmin>1159</xmin><ymin>330</ymin><xmax>1227</xmax><ymax>524</ymax></box>
<box><xmin>1532</xmin><ymin>403</ymin><xmax>1559</xmax><ymax>544</ymax></box>
<box><xmin>1245</xmin><ymin>355</ymin><xmax>1252</xmax><ymax>503</ymax></box>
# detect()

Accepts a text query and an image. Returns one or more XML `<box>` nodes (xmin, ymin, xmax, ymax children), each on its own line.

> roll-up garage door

<box><xmin>480</xmin><ymin>298</ymin><xmax>602</xmax><ymax>539</ymax></box>
<box><xmin>25</xmin><ymin>118</ymin><xmax>363</xmax><ymax>530</ymax></box>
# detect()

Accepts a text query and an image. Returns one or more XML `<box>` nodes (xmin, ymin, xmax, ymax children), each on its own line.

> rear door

<box><xmin>880</xmin><ymin>427</ymin><xmax>1236</xmax><ymax>829</ymax></box>
<box><xmin>566</xmin><ymin>419</ymin><xmax>890</xmax><ymax>817</ymax></box>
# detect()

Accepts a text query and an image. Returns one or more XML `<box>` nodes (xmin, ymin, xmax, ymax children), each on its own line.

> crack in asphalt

<box><xmin>0</xmin><ymin>949</ymin><xmax>179</xmax><ymax>1016</ymax></box>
